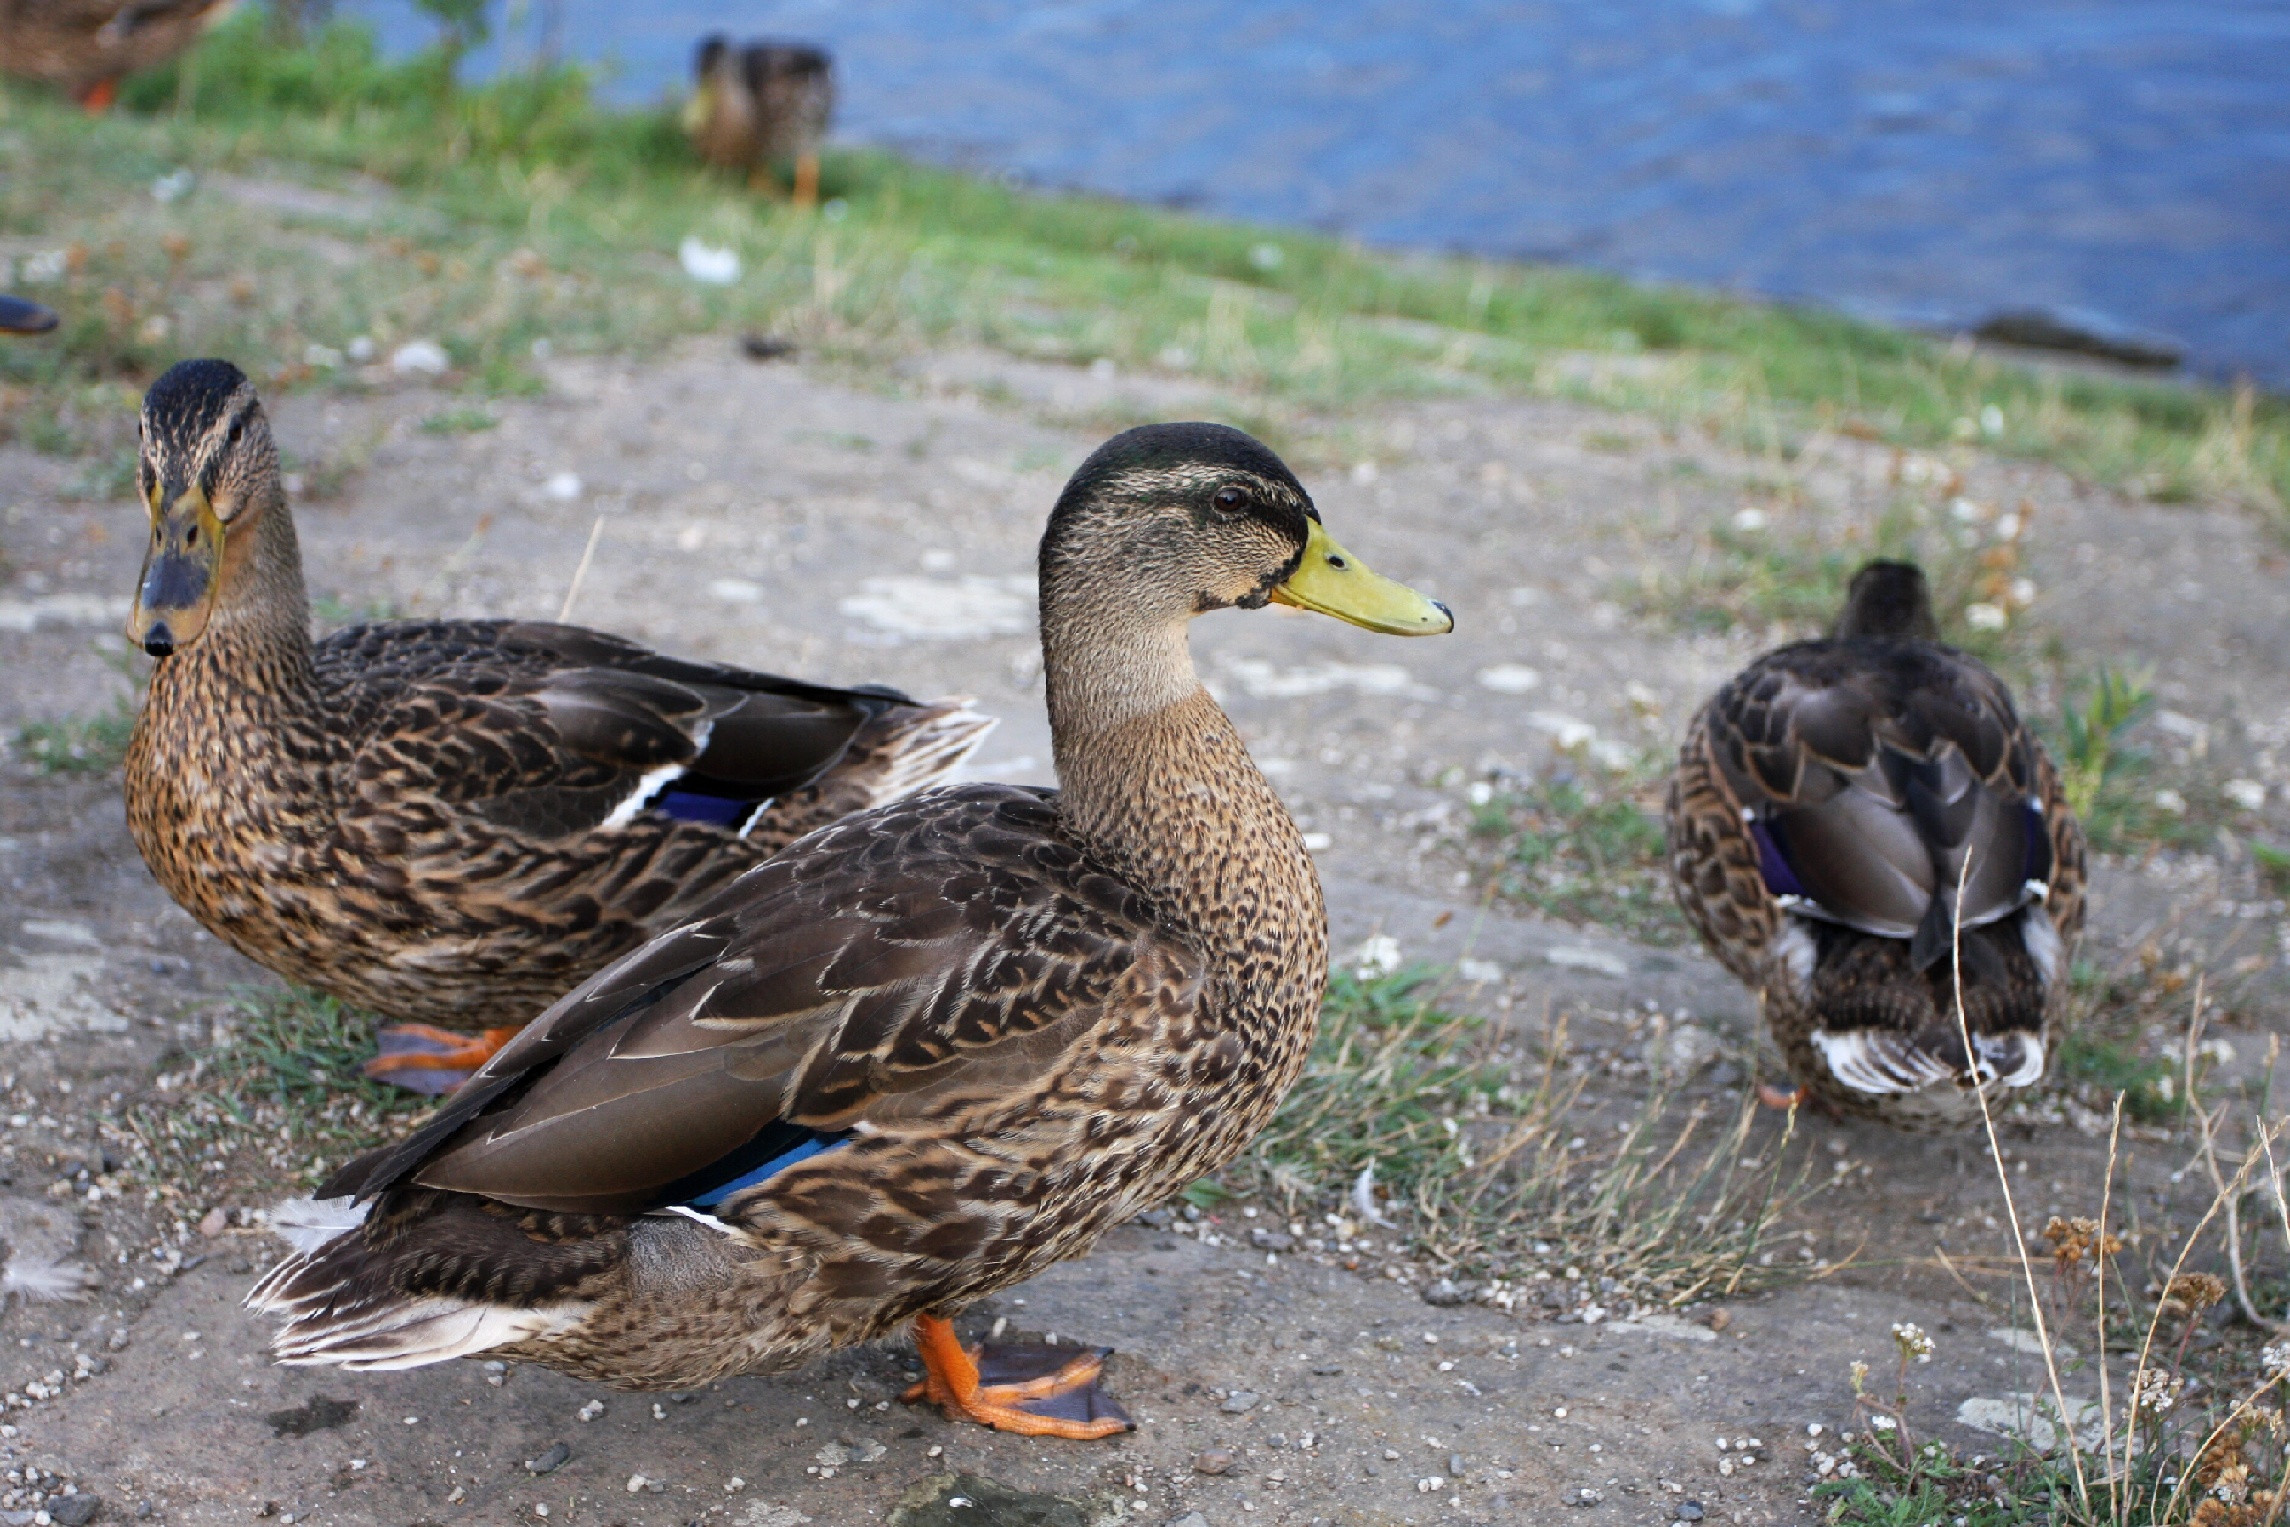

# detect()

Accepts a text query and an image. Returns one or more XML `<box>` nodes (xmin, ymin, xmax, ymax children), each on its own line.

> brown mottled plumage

<box><xmin>1665</xmin><ymin>561</ymin><xmax>2086</xmax><ymax>1128</ymax></box>
<box><xmin>0</xmin><ymin>0</ymin><xmax>232</xmax><ymax>108</ymax></box>
<box><xmin>124</xmin><ymin>359</ymin><xmax>990</xmax><ymax>1088</ymax></box>
<box><xmin>683</xmin><ymin>33</ymin><xmax>834</xmax><ymax>205</ymax></box>
<box><xmin>247</xmin><ymin>422</ymin><xmax>1453</xmax><ymax>1436</ymax></box>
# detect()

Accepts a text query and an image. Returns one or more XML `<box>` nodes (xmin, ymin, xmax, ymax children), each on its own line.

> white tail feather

<box><xmin>272</xmin><ymin>1299</ymin><xmax>583</xmax><ymax>1371</ymax></box>
<box><xmin>263</xmin><ymin>1196</ymin><xmax>369</xmax><ymax>1255</ymax></box>
<box><xmin>869</xmin><ymin>700</ymin><xmax>996</xmax><ymax>802</ymax></box>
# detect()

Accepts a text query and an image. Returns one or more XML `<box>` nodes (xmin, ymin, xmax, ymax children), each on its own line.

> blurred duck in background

<box><xmin>683</xmin><ymin>32</ymin><xmax>835</xmax><ymax>208</ymax></box>
<box><xmin>0</xmin><ymin>295</ymin><xmax>60</xmax><ymax>333</ymax></box>
<box><xmin>1664</xmin><ymin>560</ymin><xmax>2086</xmax><ymax>1129</ymax></box>
<box><xmin>0</xmin><ymin>0</ymin><xmax>235</xmax><ymax>111</ymax></box>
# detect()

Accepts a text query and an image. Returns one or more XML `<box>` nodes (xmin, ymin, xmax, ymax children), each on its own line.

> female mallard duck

<box><xmin>682</xmin><ymin>32</ymin><xmax>835</xmax><ymax>207</ymax></box>
<box><xmin>124</xmin><ymin>359</ymin><xmax>992</xmax><ymax>1093</ymax></box>
<box><xmin>1665</xmin><ymin>560</ymin><xmax>2085</xmax><ymax>1128</ymax></box>
<box><xmin>1</xmin><ymin>295</ymin><xmax>59</xmax><ymax>333</ymax></box>
<box><xmin>246</xmin><ymin>423</ymin><xmax>1453</xmax><ymax>1437</ymax></box>
<box><xmin>0</xmin><ymin>0</ymin><xmax>232</xmax><ymax>110</ymax></box>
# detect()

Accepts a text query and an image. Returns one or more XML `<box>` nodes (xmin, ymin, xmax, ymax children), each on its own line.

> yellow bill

<box><xmin>1269</xmin><ymin>519</ymin><xmax>1453</xmax><ymax>636</ymax></box>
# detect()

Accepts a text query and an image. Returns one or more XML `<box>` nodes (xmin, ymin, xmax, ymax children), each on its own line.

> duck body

<box><xmin>684</xmin><ymin>33</ymin><xmax>833</xmax><ymax>203</ymax></box>
<box><xmin>249</xmin><ymin>422</ymin><xmax>1453</xmax><ymax>1434</ymax></box>
<box><xmin>0</xmin><ymin>0</ymin><xmax>232</xmax><ymax>108</ymax></box>
<box><xmin>1665</xmin><ymin>562</ymin><xmax>2085</xmax><ymax>1127</ymax></box>
<box><xmin>124</xmin><ymin>360</ymin><xmax>988</xmax><ymax>1088</ymax></box>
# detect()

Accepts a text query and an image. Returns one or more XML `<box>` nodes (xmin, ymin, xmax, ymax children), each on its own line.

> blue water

<box><xmin>340</xmin><ymin>0</ymin><xmax>2290</xmax><ymax>386</ymax></box>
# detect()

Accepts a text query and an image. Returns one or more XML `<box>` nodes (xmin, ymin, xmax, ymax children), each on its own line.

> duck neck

<box><xmin>1044</xmin><ymin>596</ymin><xmax>1326</xmax><ymax>989</ymax></box>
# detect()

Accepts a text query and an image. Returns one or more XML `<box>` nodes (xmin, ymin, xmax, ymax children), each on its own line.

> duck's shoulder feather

<box><xmin>327</xmin><ymin>783</ymin><xmax>1208</xmax><ymax>1218</ymax></box>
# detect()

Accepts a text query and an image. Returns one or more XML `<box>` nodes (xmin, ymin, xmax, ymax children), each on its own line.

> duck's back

<box><xmin>1667</xmin><ymin>633</ymin><xmax>2085</xmax><ymax>1121</ymax></box>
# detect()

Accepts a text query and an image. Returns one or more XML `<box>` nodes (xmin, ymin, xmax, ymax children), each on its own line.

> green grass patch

<box><xmin>0</xmin><ymin>10</ymin><xmax>2282</xmax><ymax>529</ymax></box>
<box><xmin>12</xmin><ymin>704</ymin><xmax>135</xmax><ymax>774</ymax></box>
<box><xmin>417</xmin><ymin>404</ymin><xmax>498</xmax><ymax>434</ymax></box>
<box><xmin>121</xmin><ymin>985</ymin><xmax>425</xmax><ymax>1196</ymax></box>
<box><xmin>1237</xmin><ymin>968</ymin><xmax>1814</xmax><ymax>1308</ymax></box>
<box><xmin>1464</xmin><ymin>776</ymin><xmax>1683</xmax><ymax>941</ymax></box>
<box><xmin>2054</xmin><ymin>1026</ymin><xmax>2179</xmax><ymax>1124</ymax></box>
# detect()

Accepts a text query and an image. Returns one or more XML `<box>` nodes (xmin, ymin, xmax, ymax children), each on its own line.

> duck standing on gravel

<box><xmin>683</xmin><ymin>32</ymin><xmax>835</xmax><ymax>208</ymax></box>
<box><xmin>1664</xmin><ymin>560</ymin><xmax>2085</xmax><ymax>1127</ymax></box>
<box><xmin>0</xmin><ymin>295</ymin><xmax>59</xmax><ymax>333</ymax></box>
<box><xmin>246</xmin><ymin>423</ymin><xmax>1453</xmax><ymax>1438</ymax></box>
<box><xmin>0</xmin><ymin>0</ymin><xmax>233</xmax><ymax>110</ymax></box>
<box><xmin>122</xmin><ymin>359</ymin><xmax>992</xmax><ymax>1093</ymax></box>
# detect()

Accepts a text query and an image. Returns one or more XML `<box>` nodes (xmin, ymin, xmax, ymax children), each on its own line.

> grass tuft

<box><xmin>1237</xmin><ymin>968</ymin><xmax>1814</xmax><ymax>1313</ymax></box>
<box><xmin>12</xmin><ymin>704</ymin><xmax>136</xmax><ymax>775</ymax></box>
<box><xmin>1463</xmin><ymin>775</ymin><xmax>1682</xmax><ymax>941</ymax></box>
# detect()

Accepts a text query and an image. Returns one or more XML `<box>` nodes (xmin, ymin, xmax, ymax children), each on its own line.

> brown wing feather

<box><xmin>318</xmin><ymin>619</ymin><xmax>908</xmax><ymax>837</ymax></box>
<box><xmin>326</xmin><ymin>785</ymin><xmax>1206</xmax><ymax>1218</ymax></box>
<box><xmin>1696</xmin><ymin>637</ymin><xmax>2056</xmax><ymax>943</ymax></box>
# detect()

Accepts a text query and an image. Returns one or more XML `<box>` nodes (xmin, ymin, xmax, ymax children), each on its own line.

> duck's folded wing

<box><xmin>323</xmin><ymin>786</ymin><xmax>1204</xmax><ymax>1215</ymax></box>
<box><xmin>319</xmin><ymin>619</ymin><xmax>911</xmax><ymax>838</ymax></box>
<box><xmin>1705</xmin><ymin>642</ymin><xmax>2051</xmax><ymax>954</ymax></box>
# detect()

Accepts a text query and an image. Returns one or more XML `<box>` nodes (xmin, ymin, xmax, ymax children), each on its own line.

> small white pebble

<box><xmin>626</xmin><ymin>1474</ymin><xmax>647</xmax><ymax>1494</ymax></box>
<box><xmin>726</xmin><ymin>1477</ymin><xmax>745</xmax><ymax>1493</ymax></box>
<box><xmin>653</xmin><ymin>1403</ymin><xmax>666</xmax><ymax>1420</ymax></box>
<box><xmin>928</xmin><ymin>1445</ymin><xmax>944</xmax><ymax>1458</ymax></box>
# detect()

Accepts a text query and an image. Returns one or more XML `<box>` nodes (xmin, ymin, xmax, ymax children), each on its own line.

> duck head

<box><xmin>127</xmin><ymin>358</ymin><xmax>287</xmax><ymax>659</ymax></box>
<box><xmin>1039</xmin><ymin>422</ymin><xmax>1453</xmax><ymax>641</ymax></box>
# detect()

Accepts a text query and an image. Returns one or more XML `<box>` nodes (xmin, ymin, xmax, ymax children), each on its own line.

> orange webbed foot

<box><xmin>901</xmin><ymin>1313</ymin><xmax>1133</xmax><ymax>1441</ymax></box>
<box><xmin>363</xmin><ymin>1024</ymin><xmax>521</xmax><ymax>1095</ymax></box>
<box><xmin>77</xmin><ymin>79</ymin><xmax>119</xmax><ymax>113</ymax></box>
<box><xmin>1757</xmin><ymin>1081</ymin><xmax>1807</xmax><ymax>1111</ymax></box>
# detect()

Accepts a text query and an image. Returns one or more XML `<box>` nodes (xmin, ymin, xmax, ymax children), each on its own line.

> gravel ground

<box><xmin>0</xmin><ymin>338</ymin><xmax>2281</xmax><ymax>1525</ymax></box>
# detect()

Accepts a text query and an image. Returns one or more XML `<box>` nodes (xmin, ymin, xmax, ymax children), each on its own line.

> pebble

<box><xmin>390</xmin><ymin>339</ymin><xmax>450</xmax><ymax>377</ymax></box>
<box><xmin>1676</xmin><ymin>1502</ymin><xmax>1706</xmax><ymax>1522</ymax></box>
<box><xmin>1193</xmin><ymin>1450</ymin><xmax>1235</xmax><ymax>1476</ymax></box>
<box><xmin>50</xmin><ymin>1498</ymin><xmax>98</xmax><ymax>1527</ymax></box>
<box><xmin>1220</xmin><ymin>1391</ymin><xmax>1260</xmax><ymax>1414</ymax></box>
<box><xmin>524</xmin><ymin>1443</ymin><xmax>570</xmax><ymax>1475</ymax></box>
<box><xmin>1421</xmin><ymin>1279</ymin><xmax>1477</xmax><ymax>1307</ymax></box>
<box><xmin>1166</xmin><ymin>1515</ymin><xmax>1210</xmax><ymax>1527</ymax></box>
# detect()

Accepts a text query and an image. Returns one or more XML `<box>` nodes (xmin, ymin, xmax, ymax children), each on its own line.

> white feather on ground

<box><xmin>0</xmin><ymin>1196</ymin><xmax>96</xmax><ymax>1303</ymax></box>
<box><xmin>262</xmin><ymin>1196</ymin><xmax>369</xmax><ymax>1255</ymax></box>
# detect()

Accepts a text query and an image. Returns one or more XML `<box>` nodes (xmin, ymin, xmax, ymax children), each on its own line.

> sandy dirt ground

<box><xmin>0</xmin><ymin>338</ymin><xmax>2283</xmax><ymax>1526</ymax></box>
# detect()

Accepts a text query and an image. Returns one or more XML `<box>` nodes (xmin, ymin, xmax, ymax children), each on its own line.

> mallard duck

<box><xmin>246</xmin><ymin>422</ymin><xmax>1453</xmax><ymax>1438</ymax></box>
<box><xmin>682</xmin><ymin>32</ymin><xmax>834</xmax><ymax>208</ymax></box>
<box><xmin>0</xmin><ymin>296</ymin><xmax>59</xmax><ymax>333</ymax></box>
<box><xmin>1664</xmin><ymin>560</ymin><xmax>2086</xmax><ymax>1127</ymax></box>
<box><xmin>124</xmin><ymin>359</ymin><xmax>992</xmax><ymax>1093</ymax></box>
<box><xmin>0</xmin><ymin>0</ymin><xmax>233</xmax><ymax>110</ymax></box>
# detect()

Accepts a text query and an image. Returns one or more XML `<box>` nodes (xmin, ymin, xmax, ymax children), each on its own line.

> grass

<box><xmin>1463</xmin><ymin>774</ymin><xmax>1684</xmax><ymax>941</ymax></box>
<box><xmin>116</xmin><ymin>985</ymin><xmax>425</xmax><ymax>1198</ymax></box>
<box><xmin>10</xmin><ymin>702</ymin><xmax>134</xmax><ymax>774</ymax></box>
<box><xmin>1629</xmin><ymin>494</ymin><xmax>2037</xmax><ymax>672</ymax></box>
<box><xmin>1234</xmin><ymin>967</ymin><xmax>1814</xmax><ymax>1312</ymax></box>
<box><xmin>1820</xmin><ymin>974</ymin><xmax>2290</xmax><ymax>1527</ymax></box>
<box><xmin>0</xmin><ymin>10</ymin><xmax>2283</xmax><ymax>530</ymax></box>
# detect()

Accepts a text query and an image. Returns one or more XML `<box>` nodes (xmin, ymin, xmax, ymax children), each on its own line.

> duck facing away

<box><xmin>683</xmin><ymin>32</ymin><xmax>834</xmax><ymax>207</ymax></box>
<box><xmin>1664</xmin><ymin>560</ymin><xmax>2086</xmax><ymax>1128</ymax></box>
<box><xmin>247</xmin><ymin>423</ymin><xmax>1454</xmax><ymax>1438</ymax></box>
<box><xmin>0</xmin><ymin>0</ymin><xmax>233</xmax><ymax>109</ymax></box>
<box><xmin>124</xmin><ymin>359</ymin><xmax>991</xmax><ymax>1093</ymax></box>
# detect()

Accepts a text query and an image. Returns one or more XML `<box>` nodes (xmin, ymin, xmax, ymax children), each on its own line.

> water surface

<box><xmin>341</xmin><ymin>0</ymin><xmax>2290</xmax><ymax>385</ymax></box>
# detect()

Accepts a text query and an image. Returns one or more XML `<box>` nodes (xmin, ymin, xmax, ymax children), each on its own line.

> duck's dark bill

<box><xmin>1269</xmin><ymin>520</ymin><xmax>1453</xmax><ymax>635</ymax></box>
<box><xmin>127</xmin><ymin>483</ymin><xmax>225</xmax><ymax>657</ymax></box>
<box><xmin>0</xmin><ymin>296</ymin><xmax>59</xmax><ymax>335</ymax></box>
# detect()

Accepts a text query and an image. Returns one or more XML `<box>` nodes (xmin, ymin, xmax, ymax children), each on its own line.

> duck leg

<box><xmin>362</xmin><ymin>1024</ymin><xmax>523</xmax><ymax>1095</ymax></box>
<box><xmin>901</xmin><ymin>1313</ymin><xmax>1133</xmax><ymax>1440</ymax></box>
<box><xmin>77</xmin><ymin>79</ymin><xmax>120</xmax><ymax>112</ymax></box>
<box><xmin>1756</xmin><ymin>1081</ymin><xmax>1807</xmax><ymax>1110</ymax></box>
<box><xmin>791</xmin><ymin>153</ymin><xmax>820</xmax><ymax>209</ymax></box>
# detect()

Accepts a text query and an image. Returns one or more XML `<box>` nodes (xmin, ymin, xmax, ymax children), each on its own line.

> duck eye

<box><xmin>1213</xmin><ymin>487</ymin><xmax>1246</xmax><ymax>513</ymax></box>
<box><xmin>227</xmin><ymin>419</ymin><xmax>244</xmax><ymax>446</ymax></box>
